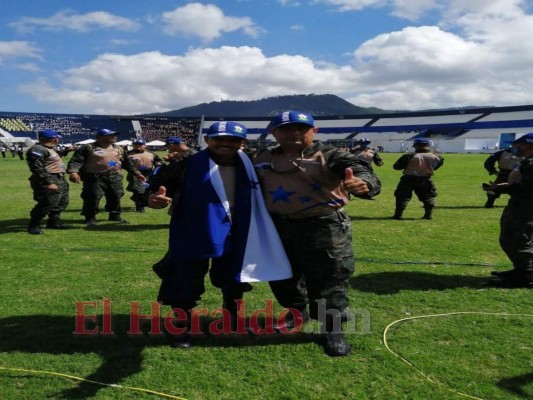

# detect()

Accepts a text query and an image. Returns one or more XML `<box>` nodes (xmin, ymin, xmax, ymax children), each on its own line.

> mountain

<box><xmin>149</xmin><ymin>94</ymin><xmax>393</xmax><ymax>118</ymax></box>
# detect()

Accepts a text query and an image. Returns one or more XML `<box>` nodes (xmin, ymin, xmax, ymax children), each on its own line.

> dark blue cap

<box><xmin>206</xmin><ymin>122</ymin><xmax>247</xmax><ymax>139</ymax></box>
<box><xmin>166</xmin><ymin>137</ymin><xmax>182</xmax><ymax>145</ymax></box>
<box><xmin>133</xmin><ymin>139</ymin><xmax>146</xmax><ymax>145</ymax></box>
<box><xmin>512</xmin><ymin>133</ymin><xmax>533</xmax><ymax>145</ymax></box>
<box><xmin>39</xmin><ymin>129</ymin><xmax>62</xmax><ymax>139</ymax></box>
<box><xmin>267</xmin><ymin>111</ymin><xmax>314</xmax><ymax>130</ymax></box>
<box><xmin>97</xmin><ymin>128</ymin><xmax>117</xmax><ymax>136</ymax></box>
<box><xmin>413</xmin><ymin>138</ymin><xmax>430</xmax><ymax>146</ymax></box>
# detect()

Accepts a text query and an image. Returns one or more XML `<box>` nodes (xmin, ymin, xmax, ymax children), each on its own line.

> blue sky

<box><xmin>1</xmin><ymin>0</ymin><xmax>532</xmax><ymax>115</ymax></box>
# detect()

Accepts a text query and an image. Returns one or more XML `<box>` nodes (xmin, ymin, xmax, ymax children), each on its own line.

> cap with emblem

<box><xmin>267</xmin><ymin>111</ymin><xmax>315</xmax><ymax>130</ymax></box>
<box><xmin>206</xmin><ymin>122</ymin><xmax>247</xmax><ymax>139</ymax></box>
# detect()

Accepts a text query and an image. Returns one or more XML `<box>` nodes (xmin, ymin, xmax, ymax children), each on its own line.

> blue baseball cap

<box><xmin>97</xmin><ymin>128</ymin><xmax>117</xmax><ymax>136</ymax></box>
<box><xmin>267</xmin><ymin>111</ymin><xmax>315</xmax><ymax>130</ymax></box>
<box><xmin>206</xmin><ymin>122</ymin><xmax>247</xmax><ymax>139</ymax></box>
<box><xmin>512</xmin><ymin>133</ymin><xmax>533</xmax><ymax>145</ymax></box>
<box><xmin>39</xmin><ymin>129</ymin><xmax>62</xmax><ymax>139</ymax></box>
<box><xmin>133</xmin><ymin>139</ymin><xmax>146</xmax><ymax>145</ymax></box>
<box><xmin>413</xmin><ymin>138</ymin><xmax>430</xmax><ymax>146</ymax></box>
<box><xmin>166</xmin><ymin>137</ymin><xmax>182</xmax><ymax>145</ymax></box>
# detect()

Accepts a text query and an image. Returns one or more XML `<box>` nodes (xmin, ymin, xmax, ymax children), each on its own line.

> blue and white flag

<box><xmin>169</xmin><ymin>149</ymin><xmax>292</xmax><ymax>283</ymax></box>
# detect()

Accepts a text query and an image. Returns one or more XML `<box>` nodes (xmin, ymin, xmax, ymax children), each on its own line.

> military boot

<box><xmin>392</xmin><ymin>206</ymin><xmax>404</xmax><ymax>220</ymax></box>
<box><xmin>168</xmin><ymin>308</ymin><xmax>192</xmax><ymax>348</ymax></box>
<box><xmin>27</xmin><ymin>217</ymin><xmax>43</xmax><ymax>235</ymax></box>
<box><xmin>422</xmin><ymin>207</ymin><xmax>433</xmax><ymax>220</ymax></box>
<box><xmin>46</xmin><ymin>216</ymin><xmax>68</xmax><ymax>229</ymax></box>
<box><xmin>108</xmin><ymin>213</ymin><xmax>129</xmax><ymax>224</ymax></box>
<box><xmin>322</xmin><ymin>315</ymin><xmax>351</xmax><ymax>357</ymax></box>
<box><xmin>484</xmin><ymin>196</ymin><xmax>496</xmax><ymax>208</ymax></box>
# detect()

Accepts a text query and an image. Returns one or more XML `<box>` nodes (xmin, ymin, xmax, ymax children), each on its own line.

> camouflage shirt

<box><xmin>254</xmin><ymin>141</ymin><xmax>381</xmax><ymax>218</ymax></box>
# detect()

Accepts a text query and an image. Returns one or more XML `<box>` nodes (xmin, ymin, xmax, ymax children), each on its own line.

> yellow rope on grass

<box><xmin>0</xmin><ymin>366</ymin><xmax>187</xmax><ymax>400</ymax></box>
<box><xmin>382</xmin><ymin>311</ymin><xmax>533</xmax><ymax>400</ymax></box>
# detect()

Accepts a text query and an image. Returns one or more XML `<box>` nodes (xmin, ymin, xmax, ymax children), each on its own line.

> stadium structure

<box><xmin>1</xmin><ymin>104</ymin><xmax>533</xmax><ymax>153</ymax></box>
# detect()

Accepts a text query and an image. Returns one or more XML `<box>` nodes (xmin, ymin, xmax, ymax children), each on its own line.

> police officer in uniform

<box><xmin>254</xmin><ymin>111</ymin><xmax>381</xmax><ymax>357</ymax></box>
<box><xmin>66</xmin><ymin>128</ymin><xmax>144</xmax><ymax>225</ymax></box>
<box><xmin>486</xmin><ymin>133</ymin><xmax>533</xmax><ymax>288</ymax></box>
<box><xmin>26</xmin><ymin>129</ymin><xmax>69</xmax><ymax>234</ymax></box>
<box><xmin>482</xmin><ymin>148</ymin><xmax>521</xmax><ymax>208</ymax></box>
<box><xmin>350</xmin><ymin>138</ymin><xmax>384</xmax><ymax>168</ymax></box>
<box><xmin>392</xmin><ymin>138</ymin><xmax>444</xmax><ymax>220</ymax></box>
<box><xmin>126</xmin><ymin>138</ymin><xmax>163</xmax><ymax>213</ymax></box>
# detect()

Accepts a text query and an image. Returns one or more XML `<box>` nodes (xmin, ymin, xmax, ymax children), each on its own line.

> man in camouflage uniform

<box><xmin>26</xmin><ymin>129</ymin><xmax>69</xmax><ymax>235</ymax></box>
<box><xmin>482</xmin><ymin>148</ymin><xmax>522</xmax><ymax>208</ymax></box>
<box><xmin>254</xmin><ymin>111</ymin><xmax>381</xmax><ymax>357</ymax></box>
<box><xmin>146</xmin><ymin>137</ymin><xmax>196</xmax><ymax>204</ymax></box>
<box><xmin>392</xmin><ymin>138</ymin><xmax>444</xmax><ymax>220</ymax></box>
<box><xmin>126</xmin><ymin>138</ymin><xmax>163</xmax><ymax>213</ymax></box>
<box><xmin>66</xmin><ymin>128</ymin><xmax>144</xmax><ymax>225</ymax></box>
<box><xmin>486</xmin><ymin>133</ymin><xmax>533</xmax><ymax>288</ymax></box>
<box><xmin>350</xmin><ymin>138</ymin><xmax>384</xmax><ymax>168</ymax></box>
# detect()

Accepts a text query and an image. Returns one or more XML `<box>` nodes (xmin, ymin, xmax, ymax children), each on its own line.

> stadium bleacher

<box><xmin>1</xmin><ymin>104</ymin><xmax>533</xmax><ymax>152</ymax></box>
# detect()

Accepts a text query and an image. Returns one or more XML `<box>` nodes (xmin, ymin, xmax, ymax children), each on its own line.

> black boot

<box><xmin>27</xmin><ymin>217</ymin><xmax>43</xmax><ymax>235</ymax></box>
<box><xmin>168</xmin><ymin>308</ymin><xmax>192</xmax><ymax>348</ymax></box>
<box><xmin>108</xmin><ymin>213</ymin><xmax>128</xmax><ymax>224</ymax></box>
<box><xmin>422</xmin><ymin>206</ymin><xmax>433</xmax><ymax>220</ymax></box>
<box><xmin>46</xmin><ymin>217</ymin><xmax>68</xmax><ymax>229</ymax></box>
<box><xmin>484</xmin><ymin>196</ymin><xmax>496</xmax><ymax>208</ymax></box>
<box><xmin>392</xmin><ymin>206</ymin><xmax>404</xmax><ymax>220</ymax></box>
<box><xmin>322</xmin><ymin>315</ymin><xmax>351</xmax><ymax>357</ymax></box>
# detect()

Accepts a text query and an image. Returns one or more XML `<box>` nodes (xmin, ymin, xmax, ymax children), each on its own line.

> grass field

<box><xmin>0</xmin><ymin>152</ymin><xmax>531</xmax><ymax>400</ymax></box>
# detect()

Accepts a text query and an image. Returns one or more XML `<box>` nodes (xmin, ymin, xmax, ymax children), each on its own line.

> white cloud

<box><xmin>19</xmin><ymin>47</ymin><xmax>356</xmax><ymax>114</ymax></box>
<box><xmin>161</xmin><ymin>3</ymin><xmax>264</xmax><ymax>41</ymax></box>
<box><xmin>312</xmin><ymin>0</ymin><xmax>387</xmax><ymax>12</ymax></box>
<box><xmin>10</xmin><ymin>10</ymin><xmax>140</xmax><ymax>33</ymax></box>
<box><xmin>0</xmin><ymin>41</ymin><xmax>42</xmax><ymax>62</ymax></box>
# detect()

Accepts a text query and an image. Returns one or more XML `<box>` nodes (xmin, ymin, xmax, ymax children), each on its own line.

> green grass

<box><xmin>0</xmin><ymin>152</ymin><xmax>531</xmax><ymax>399</ymax></box>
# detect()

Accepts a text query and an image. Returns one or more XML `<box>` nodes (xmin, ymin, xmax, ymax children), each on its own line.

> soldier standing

<box><xmin>392</xmin><ymin>138</ymin><xmax>444</xmax><ymax>220</ymax></box>
<box><xmin>66</xmin><ymin>128</ymin><xmax>144</xmax><ymax>225</ymax></box>
<box><xmin>486</xmin><ymin>133</ymin><xmax>533</xmax><ymax>288</ymax></box>
<box><xmin>482</xmin><ymin>148</ymin><xmax>522</xmax><ymax>208</ymax></box>
<box><xmin>126</xmin><ymin>139</ymin><xmax>163</xmax><ymax>213</ymax></box>
<box><xmin>350</xmin><ymin>138</ymin><xmax>384</xmax><ymax>168</ymax></box>
<box><xmin>26</xmin><ymin>129</ymin><xmax>69</xmax><ymax>234</ymax></box>
<box><xmin>253</xmin><ymin>111</ymin><xmax>381</xmax><ymax>357</ymax></box>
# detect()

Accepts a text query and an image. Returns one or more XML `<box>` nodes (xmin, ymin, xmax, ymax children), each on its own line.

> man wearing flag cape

<box><xmin>149</xmin><ymin>121</ymin><xmax>292</xmax><ymax>348</ymax></box>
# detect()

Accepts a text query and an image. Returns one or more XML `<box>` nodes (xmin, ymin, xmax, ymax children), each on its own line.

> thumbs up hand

<box><xmin>148</xmin><ymin>186</ymin><xmax>172</xmax><ymax>209</ymax></box>
<box><xmin>343</xmin><ymin>168</ymin><xmax>369</xmax><ymax>196</ymax></box>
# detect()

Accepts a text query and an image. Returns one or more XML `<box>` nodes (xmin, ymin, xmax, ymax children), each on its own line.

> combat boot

<box><xmin>46</xmin><ymin>218</ymin><xmax>68</xmax><ymax>229</ymax></box>
<box><xmin>321</xmin><ymin>315</ymin><xmax>351</xmax><ymax>357</ymax></box>
<box><xmin>422</xmin><ymin>207</ymin><xmax>433</xmax><ymax>220</ymax></box>
<box><xmin>168</xmin><ymin>308</ymin><xmax>192</xmax><ymax>348</ymax></box>
<box><xmin>27</xmin><ymin>225</ymin><xmax>43</xmax><ymax>235</ymax></box>
<box><xmin>483</xmin><ymin>197</ymin><xmax>495</xmax><ymax>208</ymax></box>
<box><xmin>27</xmin><ymin>217</ymin><xmax>43</xmax><ymax>235</ymax></box>
<box><xmin>392</xmin><ymin>206</ymin><xmax>404</xmax><ymax>220</ymax></box>
<box><xmin>84</xmin><ymin>217</ymin><xmax>97</xmax><ymax>226</ymax></box>
<box><xmin>108</xmin><ymin>213</ymin><xmax>129</xmax><ymax>224</ymax></box>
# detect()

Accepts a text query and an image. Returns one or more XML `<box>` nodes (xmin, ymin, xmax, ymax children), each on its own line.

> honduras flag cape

<box><xmin>168</xmin><ymin>149</ymin><xmax>292</xmax><ymax>283</ymax></box>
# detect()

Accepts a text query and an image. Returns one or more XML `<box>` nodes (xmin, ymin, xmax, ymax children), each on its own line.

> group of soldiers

<box><xmin>24</xmin><ymin>120</ymin><xmax>531</xmax><ymax>356</ymax></box>
<box><xmin>25</xmin><ymin>129</ymin><xmax>195</xmax><ymax>233</ymax></box>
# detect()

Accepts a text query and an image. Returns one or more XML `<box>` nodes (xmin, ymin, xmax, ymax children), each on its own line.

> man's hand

<box><xmin>148</xmin><ymin>186</ymin><xmax>172</xmax><ymax>209</ymax></box>
<box><xmin>47</xmin><ymin>183</ymin><xmax>59</xmax><ymax>191</ymax></box>
<box><xmin>135</xmin><ymin>174</ymin><xmax>146</xmax><ymax>182</ymax></box>
<box><xmin>343</xmin><ymin>168</ymin><xmax>369</xmax><ymax>196</ymax></box>
<box><xmin>69</xmin><ymin>173</ymin><xmax>81</xmax><ymax>183</ymax></box>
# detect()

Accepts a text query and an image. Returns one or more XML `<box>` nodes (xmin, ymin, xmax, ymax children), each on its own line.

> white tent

<box><xmin>75</xmin><ymin>139</ymin><xmax>95</xmax><ymax>145</ymax></box>
<box><xmin>116</xmin><ymin>139</ymin><xmax>133</xmax><ymax>146</ymax></box>
<box><xmin>146</xmin><ymin>140</ymin><xmax>166</xmax><ymax>147</ymax></box>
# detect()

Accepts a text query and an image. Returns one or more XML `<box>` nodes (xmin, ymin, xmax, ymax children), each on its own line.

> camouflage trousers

<box><xmin>500</xmin><ymin>199</ymin><xmax>533</xmax><ymax>273</ymax></box>
<box><xmin>269</xmin><ymin>209</ymin><xmax>355</xmax><ymax>319</ymax></box>
<box><xmin>80</xmin><ymin>172</ymin><xmax>124</xmax><ymax>217</ymax></box>
<box><xmin>29</xmin><ymin>174</ymin><xmax>69</xmax><ymax>222</ymax></box>
<box><xmin>394</xmin><ymin>175</ymin><xmax>437</xmax><ymax>209</ymax></box>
